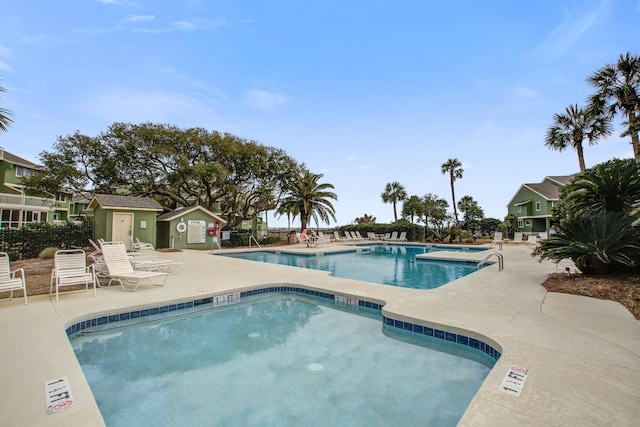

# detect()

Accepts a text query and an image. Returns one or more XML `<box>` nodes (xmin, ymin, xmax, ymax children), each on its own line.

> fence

<box><xmin>0</xmin><ymin>222</ymin><xmax>93</xmax><ymax>260</ymax></box>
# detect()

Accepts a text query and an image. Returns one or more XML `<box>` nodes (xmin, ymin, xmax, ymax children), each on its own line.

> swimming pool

<box><xmin>70</xmin><ymin>293</ymin><xmax>493</xmax><ymax>426</ymax></box>
<box><xmin>221</xmin><ymin>244</ymin><xmax>484</xmax><ymax>290</ymax></box>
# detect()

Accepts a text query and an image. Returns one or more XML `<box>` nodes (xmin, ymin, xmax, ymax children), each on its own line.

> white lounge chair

<box><xmin>492</xmin><ymin>232</ymin><xmax>503</xmax><ymax>249</ymax></box>
<box><xmin>512</xmin><ymin>232</ymin><xmax>524</xmax><ymax>244</ymax></box>
<box><xmin>317</xmin><ymin>232</ymin><xmax>331</xmax><ymax>246</ymax></box>
<box><xmin>100</xmin><ymin>242</ymin><xmax>169</xmax><ymax>291</ymax></box>
<box><xmin>88</xmin><ymin>239</ymin><xmax>109</xmax><ymax>278</ymax></box>
<box><xmin>128</xmin><ymin>241</ymin><xmax>182</xmax><ymax>273</ymax></box>
<box><xmin>333</xmin><ymin>231</ymin><xmax>348</xmax><ymax>242</ymax></box>
<box><xmin>355</xmin><ymin>231</ymin><xmax>368</xmax><ymax>241</ymax></box>
<box><xmin>0</xmin><ymin>252</ymin><xmax>27</xmax><ymax>304</ymax></box>
<box><xmin>50</xmin><ymin>249</ymin><xmax>97</xmax><ymax>302</ymax></box>
<box><xmin>367</xmin><ymin>232</ymin><xmax>378</xmax><ymax>241</ymax></box>
<box><xmin>383</xmin><ymin>233</ymin><xmax>391</xmax><ymax>241</ymax></box>
<box><xmin>526</xmin><ymin>234</ymin><xmax>539</xmax><ymax>246</ymax></box>
<box><xmin>388</xmin><ymin>231</ymin><xmax>399</xmax><ymax>242</ymax></box>
<box><xmin>397</xmin><ymin>231</ymin><xmax>407</xmax><ymax>242</ymax></box>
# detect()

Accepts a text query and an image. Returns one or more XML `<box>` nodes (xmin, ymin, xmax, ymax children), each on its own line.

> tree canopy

<box><xmin>24</xmin><ymin>122</ymin><xmax>300</xmax><ymax>228</ymax></box>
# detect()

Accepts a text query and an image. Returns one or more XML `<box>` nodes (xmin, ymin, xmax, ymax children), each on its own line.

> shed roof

<box><xmin>88</xmin><ymin>194</ymin><xmax>164</xmax><ymax>211</ymax></box>
<box><xmin>157</xmin><ymin>205</ymin><xmax>227</xmax><ymax>224</ymax></box>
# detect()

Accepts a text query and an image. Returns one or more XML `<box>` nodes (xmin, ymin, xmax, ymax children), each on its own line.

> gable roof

<box><xmin>524</xmin><ymin>182</ymin><xmax>563</xmax><ymax>200</ymax></box>
<box><xmin>545</xmin><ymin>174</ymin><xmax>577</xmax><ymax>186</ymax></box>
<box><xmin>88</xmin><ymin>194</ymin><xmax>164</xmax><ymax>211</ymax></box>
<box><xmin>157</xmin><ymin>205</ymin><xmax>227</xmax><ymax>224</ymax></box>
<box><xmin>1</xmin><ymin>149</ymin><xmax>40</xmax><ymax>169</ymax></box>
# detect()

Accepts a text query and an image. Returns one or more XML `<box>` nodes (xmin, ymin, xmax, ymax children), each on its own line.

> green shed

<box><xmin>156</xmin><ymin>205</ymin><xmax>227</xmax><ymax>250</ymax></box>
<box><xmin>88</xmin><ymin>194</ymin><xmax>164</xmax><ymax>250</ymax></box>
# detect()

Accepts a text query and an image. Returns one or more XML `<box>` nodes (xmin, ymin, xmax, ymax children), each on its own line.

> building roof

<box><xmin>545</xmin><ymin>174</ymin><xmax>577</xmax><ymax>186</ymax></box>
<box><xmin>0</xmin><ymin>149</ymin><xmax>40</xmax><ymax>169</ymax></box>
<box><xmin>157</xmin><ymin>205</ymin><xmax>227</xmax><ymax>224</ymax></box>
<box><xmin>88</xmin><ymin>194</ymin><xmax>164</xmax><ymax>211</ymax></box>
<box><xmin>524</xmin><ymin>182</ymin><xmax>563</xmax><ymax>200</ymax></box>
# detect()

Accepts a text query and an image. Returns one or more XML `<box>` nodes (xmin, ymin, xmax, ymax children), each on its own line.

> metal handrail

<box><xmin>477</xmin><ymin>252</ymin><xmax>504</xmax><ymax>271</ymax></box>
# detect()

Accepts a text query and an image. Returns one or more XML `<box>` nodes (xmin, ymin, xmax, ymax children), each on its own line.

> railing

<box><xmin>248</xmin><ymin>235</ymin><xmax>262</xmax><ymax>249</ymax></box>
<box><xmin>478</xmin><ymin>252</ymin><xmax>504</xmax><ymax>271</ymax></box>
<box><xmin>0</xmin><ymin>194</ymin><xmax>56</xmax><ymax>208</ymax></box>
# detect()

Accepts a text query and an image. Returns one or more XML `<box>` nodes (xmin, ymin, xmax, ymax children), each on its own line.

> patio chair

<box><xmin>367</xmin><ymin>232</ymin><xmax>378</xmax><ymax>241</ymax></box>
<box><xmin>0</xmin><ymin>252</ymin><xmax>27</xmax><ymax>304</ymax></box>
<box><xmin>50</xmin><ymin>249</ymin><xmax>97</xmax><ymax>302</ymax></box>
<box><xmin>526</xmin><ymin>234</ymin><xmax>539</xmax><ymax>246</ymax></box>
<box><xmin>512</xmin><ymin>232</ymin><xmax>524</xmax><ymax>244</ymax></box>
<box><xmin>88</xmin><ymin>239</ymin><xmax>109</xmax><ymax>278</ymax></box>
<box><xmin>492</xmin><ymin>232</ymin><xmax>504</xmax><ymax>249</ymax></box>
<box><xmin>397</xmin><ymin>231</ymin><xmax>407</xmax><ymax>242</ymax></box>
<box><xmin>333</xmin><ymin>231</ymin><xmax>348</xmax><ymax>242</ymax></box>
<box><xmin>100</xmin><ymin>241</ymin><xmax>169</xmax><ymax>291</ymax></box>
<box><xmin>383</xmin><ymin>233</ymin><xmax>391</xmax><ymax>241</ymax></box>
<box><xmin>388</xmin><ymin>231</ymin><xmax>399</xmax><ymax>242</ymax></box>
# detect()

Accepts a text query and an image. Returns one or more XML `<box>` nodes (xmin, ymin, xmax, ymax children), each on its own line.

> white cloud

<box><xmin>122</xmin><ymin>15</ymin><xmax>155</xmax><ymax>24</ymax></box>
<box><xmin>514</xmin><ymin>86</ymin><xmax>539</xmax><ymax>99</ymax></box>
<box><xmin>0</xmin><ymin>45</ymin><xmax>11</xmax><ymax>56</ymax></box>
<box><xmin>0</xmin><ymin>61</ymin><xmax>13</xmax><ymax>72</ymax></box>
<box><xmin>244</xmin><ymin>89</ymin><xmax>287</xmax><ymax>111</ymax></box>
<box><xmin>533</xmin><ymin>0</ymin><xmax>608</xmax><ymax>57</ymax></box>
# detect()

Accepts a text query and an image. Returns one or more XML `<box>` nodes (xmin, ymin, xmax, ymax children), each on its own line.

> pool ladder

<box><xmin>249</xmin><ymin>235</ymin><xmax>262</xmax><ymax>249</ymax></box>
<box><xmin>477</xmin><ymin>252</ymin><xmax>504</xmax><ymax>271</ymax></box>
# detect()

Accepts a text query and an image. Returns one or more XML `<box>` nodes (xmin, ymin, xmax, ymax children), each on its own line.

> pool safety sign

<box><xmin>45</xmin><ymin>377</ymin><xmax>75</xmax><ymax>414</ymax></box>
<box><xmin>500</xmin><ymin>365</ymin><xmax>529</xmax><ymax>397</ymax></box>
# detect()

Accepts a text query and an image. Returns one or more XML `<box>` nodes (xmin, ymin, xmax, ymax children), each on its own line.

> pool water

<box><xmin>222</xmin><ymin>245</ymin><xmax>481</xmax><ymax>290</ymax></box>
<box><xmin>71</xmin><ymin>296</ymin><xmax>492</xmax><ymax>427</ymax></box>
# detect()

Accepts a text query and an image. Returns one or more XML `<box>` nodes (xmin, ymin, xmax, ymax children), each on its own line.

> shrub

<box><xmin>39</xmin><ymin>247</ymin><xmax>59</xmax><ymax>259</ymax></box>
<box><xmin>539</xmin><ymin>212</ymin><xmax>640</xmax><ymax>275</ymax></box>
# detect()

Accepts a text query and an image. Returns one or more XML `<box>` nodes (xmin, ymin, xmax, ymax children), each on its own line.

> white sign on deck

<box><xmin>45</xmin><ymin>376</ymin><xmax>75</xmax><ymax>414</ymax></box>
<box><xmin>500</xmin><ymin>365</ymin><xmax>529</xmax><ymax>397</ymax></box>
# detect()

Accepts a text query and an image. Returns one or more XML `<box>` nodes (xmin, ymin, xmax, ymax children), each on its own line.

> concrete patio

<box><xmin>0</xmin><ymin>242</ymin><xmax>638</xmax><ymax>426</ymax></box>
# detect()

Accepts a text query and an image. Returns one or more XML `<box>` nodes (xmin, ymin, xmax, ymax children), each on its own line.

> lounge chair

<box><xmin>317</xmin><ymin>232</ymin><xmax>331</xmax><ymax>246</ymax></box>
<box><xmin>526</xmin><ymin>234</ymin><xmax>538</xmax><ymax>246</ymax></box>
<box><xmin>355</xmin><ymin>231</ymin><xmax>368</xmax><ymax>241</ymax></box>
<box><xmin>100</xmin><ymin>241</ymin><xmax>169</xmax><ymax>291</ymax></box>
<box><xmin>128</xmin><ymin>241</ymin><xmax>182</xmax><ymax>273</ymax></box>
<box><xmin>397</xmin><ymin>231</ymin><xmax>407</xmax><ymax>242</ymax></box>
<box><xmin>538</xmin><ymin>232</ymin><xmax>548</xmax><ymax>241</ymax></box>
<box><xmin>349</xmin><ymin>231</ymin><xmax>363</xmax><ymax>242</ymax></box>
<box><xmin>88</xmin><ymin>239</ymin><xmax>109</xmax><ymax>278</ymax></box>
<box><xmin>383</xmin><ymin>233</ymin><xmax>391</xmax><ymax>241</ymax></box>
<box><xmin>0</xmin><ymin>252</ymin><xmax>27</xmax><ymax>304</ymax></box>
<box><xmin>333</xmin><ymin>231</ymin><xmax>348</xmax><ymax>242</ymax></box>
<box><xmin>492</xmin><ymin>232</ymin><xmax>503</xmax><ymax>249</ymax></box>
<box><xmin>512</xmin><ymin>232</ymin><xmax>524</xmax><ymax>244</ymax></box>
<box><xmin>50</xmin><ymin>249</ymin><xmax>97</xmax><ymax>302</ymax></box>
<box><xmin>388</xmin><ymin>231</ymin><xmax>399</xmax><ymax>242</ymax></box>
<box><xmin>367</xmin><ymin>232</ymin><xmax>379</xmax><ymax>241</ymax></box>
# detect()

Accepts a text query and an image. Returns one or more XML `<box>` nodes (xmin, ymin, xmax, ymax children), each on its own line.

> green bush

<box><xmin>0</xmin><ymin>221</ymin><xmax>93</xmax><ymax>260</ymax></box>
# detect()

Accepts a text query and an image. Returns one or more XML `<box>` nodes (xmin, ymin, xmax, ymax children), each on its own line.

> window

<box><xmin>535</xmin><ymin>201</ymin><xmax>541</xmax><ymax>211</ymax></box>
<box><xmin>525</xmin><ymin>219</ymin><xmax>531</xmax><ymax>226</ymax></box>
<box><xmin>15</xmin><ymin>166</ymin><xmax>33</xmax><ymax>178</ymax></box>
<box><xmin>552</xmin><ymin>201</ymin><xmax>558</xmax><ymax>207</ymax></box>
<box><xmin>517</xmin><ymin>206</ymin><xmax>522</xmax><ymax>213</ymax></box>
<box><xmin>517</xmin><ymin>219</ymin><xmax>524</xmax><ymax>228</ymax></box>
<box><xmin>57</xmin><ymin>193</ymin><xmax>66</xmax><ymax>202</ymax></box>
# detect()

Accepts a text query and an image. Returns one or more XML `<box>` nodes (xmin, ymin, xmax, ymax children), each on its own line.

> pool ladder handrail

<box><xmin>477</xmin><ymin>252</ymin><xmax>504</xmax><ymax>271</ymax></box>
<box><xmin>249</xmin><ymin>235</ymin><xmax>262</xmax><ymax>249</ymax></box>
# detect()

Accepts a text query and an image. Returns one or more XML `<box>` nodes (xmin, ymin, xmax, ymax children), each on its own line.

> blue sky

<box><xmin>1</xmin><ymin>0</ymin><xmax>638</xmax><ymax>227</ymax></box>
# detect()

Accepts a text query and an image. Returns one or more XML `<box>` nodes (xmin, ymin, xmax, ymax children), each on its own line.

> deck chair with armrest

<box><xmin>128</xmin><ymin>239</ymin><xmax>182</xmax><ymax>273</ymax></box>
<box><xmin>88</xmin><ymin>239</ymin><xmax>109</xmax><ymax>278</ymax></box>
<box><xmin>0</xmin><ymin>252</ymin><xmax>27</xmax><ymax>304</ymax></box>
<box><xmin>100</xmin><ymin>241</ymin><xmax>169</xmax><ymax>291</ymax></box>
<box><xmin>50</xmin><ymin>249</ymin><xmax>97</xmax><ymax>302</ymax></box>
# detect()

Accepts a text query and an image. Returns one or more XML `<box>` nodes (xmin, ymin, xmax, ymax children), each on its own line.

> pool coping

<box><xmin>0</xmin><ymin>243</ymin><xmax>638</xmax><ymax>426</ymax></box>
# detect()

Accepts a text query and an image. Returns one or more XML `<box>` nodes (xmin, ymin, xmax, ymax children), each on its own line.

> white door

<box><xmin>112</xmin><ymin>212</ymin><xmax>133</xmax><ymax>250</ymax></box>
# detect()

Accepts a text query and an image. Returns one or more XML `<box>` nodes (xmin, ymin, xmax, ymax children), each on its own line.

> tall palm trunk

<box><xmin>628</xmin><ymin>111</ymin><xmax>640</xmax><ymax>168</ymax></box>
<box><xmin>450</xmin><ymin>177</ymin><xmax>459</xmax><ymax>227</ymax></box>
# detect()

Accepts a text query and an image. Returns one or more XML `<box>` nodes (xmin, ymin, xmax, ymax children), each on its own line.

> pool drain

<box><xmin>307</xmin><ymin>363</ymin><xmax>324</xmax><ymax>373</ymax></box>
<box><xmin>247</xmin><ymin>332</ymin><xmax>261</xmax><ymax>338</ymax></box>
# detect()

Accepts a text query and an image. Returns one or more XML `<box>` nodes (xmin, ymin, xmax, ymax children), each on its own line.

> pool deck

<box><xmin>0</xmin><ymin>242</ymin><xmax>638</xmax><ymax>426</ymax></box>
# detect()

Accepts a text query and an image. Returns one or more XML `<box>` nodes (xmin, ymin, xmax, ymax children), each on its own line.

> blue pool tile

<box><xmin>150</xmin><ymin>307</ymin><xmax>160</xmax><ymax>315</ymax></box>
<box><xmin>445</xmin><ymin>332</ymin><xmax>456</xmax><ymax>342</ymax></box>
<box><xmin>119</xmin><ymin>312</ymin><xmax>130</xmax><ymax>321</ymax></box>
<box><xmin>98</xmin><ymin>316</ymin><xmax>108</xmax><ymax>325</ymax></box>
<box><xmin>130</xmin><ymin>311</ymin><xmax>140</xmax><ymax>319</ymax></box>
<box><xmin>414</xmin><ymin>325</ymin><xmax>424</xmax><ymax>334</ymax></box>
<box><xmin>468</xmin><ymin>338</ymin><xmax>480</xmax><ymax>349</ymax></box>
<box><xmin>141</xmin><ymin>309</ymin><xmax>150</xmax><ymax>317</ymax></box>
<box><xmin>403</xmin><ymin>322</ymin><xmax>413</xmax><ymax>331</ymax></box>
<box><xmin>424</xmin><ymin>327</ymin><xmax>434</xmax><ymax>336</ymax></box>
<box><xmin>434</xmin><ymin>330</ymin><xmax>445</xmax><ymax>339</ymax></box>
<box><xmin>108</xmin><ymin>314</ymin><xmax>119</xmax><ymax>323</ymax></box>
<box><xmin>457</xmin><ymin>335</ymin><xmax>469</xmax><ymax>346</ymax></box>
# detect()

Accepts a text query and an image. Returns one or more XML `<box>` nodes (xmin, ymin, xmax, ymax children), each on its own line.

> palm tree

<box><xmin>0</xmin><ymin>79</ymin><xmax>13</xmax><ymax>132</ymax></box>
<box><xmin>588</xmin><ymin>52</ymin><xmax>640</xmax><ymax>168</ymax></box>
<box><xmin>381</xmin><ymin>181</ymin><xmax>407</xmax><ymax>223</ymax></box>
<box><xmin>441</xmin><ymin>158</ymin><xmax>463</xmax><ymax>227</ymax></box>
<box><xmin>545</xmin><ymin>104</ymin><xmax>612</xmax><ymax>173</ymax></box>
<box><xmin>279</xmin><ymin>167</ymin><xmax>337</xmax><ymax>232</ymax></box>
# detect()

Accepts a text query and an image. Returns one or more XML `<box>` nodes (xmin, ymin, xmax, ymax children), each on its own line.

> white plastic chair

<box><xmin>50</xmin><ymin>249</ymin><xmax>97</xmax><ymax>302</ymax></box>
<box><xmin>100</xmin><ymin>242</ymin><xmax>168</xmax><ymax>291</ymax></box>
<box><xmin>0</xmin><ymin>252</ymin><xmax>27</xmax><ymax>304</ymax></box>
